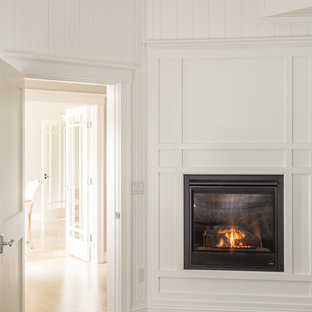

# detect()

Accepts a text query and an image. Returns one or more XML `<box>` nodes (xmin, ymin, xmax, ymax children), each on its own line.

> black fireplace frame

<box><xmin>184</xmin><ymin>175</ymin><xmax>284</xmax><ymax>272</ymax></box>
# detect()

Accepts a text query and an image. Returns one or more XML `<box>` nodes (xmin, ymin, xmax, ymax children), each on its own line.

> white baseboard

<box><xmin>132</xmin><ymin>305</ymin><xmax>148</xmax><ymax>312</ymax></box>
<box><xmin>148</xmin><ymin>305</ymin><xmax>312</xmax><ymax>312</ymax></box>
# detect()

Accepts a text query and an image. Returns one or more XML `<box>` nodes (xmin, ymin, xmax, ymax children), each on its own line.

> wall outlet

<box><xmin>138</xmin><ymin>268</ymin><xmax>145</xmax><ymax>282</ymax></box>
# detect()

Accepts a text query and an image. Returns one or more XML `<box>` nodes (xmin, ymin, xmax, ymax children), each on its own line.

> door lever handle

<box><xmin>0</xmin><ymin>234</ymin><xmax>15</xmax><ymax>254</ymax></box>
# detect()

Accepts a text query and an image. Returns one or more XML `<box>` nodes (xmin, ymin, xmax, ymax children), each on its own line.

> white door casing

<box><xmin>0</xmin><ymin>52</ymin><xmax>133</xmax><ymax>312</ymax></box>
<box><xmin>0</xmin><ymin>58</ymin><xmax>24</xmax><ymax>312</ymax></box>
<box><xmin>42</xmin><ymin>119</ymin><xmax>66</xmax><ymax>223</ymax></box>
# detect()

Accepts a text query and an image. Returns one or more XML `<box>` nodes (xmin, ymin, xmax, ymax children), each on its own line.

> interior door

<box><xmin>42</xmin><ymin>119</ymin><xmax>66</xmax><ymax>222</ymax></box>
<box><xmin>65</xmin><ymin>107</ymin><xmax>91</xmax><ymax>261</ymax></box>
<box><xmin>0</xmin><ymin>59</ymin><xmax>24</xmax><ymax>311</ymax></box>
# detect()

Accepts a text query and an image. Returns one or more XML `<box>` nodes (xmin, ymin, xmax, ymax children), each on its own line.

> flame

<box><xmin>216</xmin><ymin>227</ymin><xmax>250</xmax><ymax>249</ymax></box>
<box><xmin>225</xmin><ymin>227</ymin><xmax>244</xmax><ymax>247</ymax></box>
<box><xmin>230</xmin><ymin>230</ymin><xmax>234</xmax><ymax>247</ymax></box>
<box><xmin>216</xmin><ymin>238</ymin><xmax>225</xmax><ymax>247</ymax></box>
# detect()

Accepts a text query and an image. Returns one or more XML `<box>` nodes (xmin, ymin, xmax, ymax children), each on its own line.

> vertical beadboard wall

<box><xmin>146</xmin><ymin>0</ymin><xmax>312</xmax><ymax>40</ymax></box>
<box><xmin>0</xmin><ymin>0</ymin><xmax>139</xmax><ymax>64</ymax></box>
<box><xmin>0</xmin><ymin>0</ymin><xmax>147</xmax><ymax>310</ymax></box>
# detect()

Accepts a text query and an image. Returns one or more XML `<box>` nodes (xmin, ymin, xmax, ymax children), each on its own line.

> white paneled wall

<box><xmin>0</xmin><ymin>0</ymin><xmax>140</xmax><ymax>64</ymax></box>
<box><xmin>146</xmin><ymin>0</ymin><xmax>312</xmax><ymax>40</ymax></box>
<box><xmin>148</xmin><ymin>43</ymin><xmax>312</xmax><ymax>311</ymax></box>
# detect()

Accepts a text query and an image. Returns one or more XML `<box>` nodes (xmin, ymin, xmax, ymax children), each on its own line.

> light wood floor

<box><xmin>25</xmin><ymin>220</ymin><xmax>106</xmax><ymax>312</ymax></box>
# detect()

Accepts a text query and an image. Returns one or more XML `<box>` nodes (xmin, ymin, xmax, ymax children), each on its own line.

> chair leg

<box><xmin>27</xmin><ymin>202</ymin><xmax>34</xmax><ymax>249</ymax></box>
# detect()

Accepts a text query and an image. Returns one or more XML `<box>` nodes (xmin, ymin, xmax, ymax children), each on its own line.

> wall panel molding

<box><xmin>148</xmin><ymin>43</ymin><xmax>312</xmax><ymax>311</ymax></box>
<box><xmin>145</xmin><ymin>37</ymin><xmax>312</xmax><ymax>49</ymax></box>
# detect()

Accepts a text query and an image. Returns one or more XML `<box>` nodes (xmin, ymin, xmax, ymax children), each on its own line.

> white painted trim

<box><xmin>26</xmin><ymin>89</ymin><xmax>106</xmax><ymax>105</ymax></box>
<box><xmin>106</xmin><ymin>83</ymin><xmax>132</xmax><ymax>312</ymax></box>
<box><xmin>1</xmin><ymin>51</ymin><xmax>136</xmax><ymax>70</ymax></box>
<box><xmin>0</xmin><ymin>51</ymin><xmax>134</xmax><ymax>84</ymax></box>
<box><xmin>92</xmin><ymin>101</ymin><xmax>106</xmax><ymax>264</ymax></box>
<box><xmin>132</xmin><ymin>306</ymin><xmax>148</xmax><ymax>312</ymax></box>
<box><xmin>8</xmin><ymin>54</ymin><xmax>133</xmax><ymax>312</ymax></box>
<box><xmin>145</xmin><ymin>37</ymin><xmax>312</xmax><ymax>49</ymax></box>
<box><xmin>147</xmin><ymin>42</ymin><xmax>312</xmax><ymax>312</ymax></box>
<box><xmin>148</xmin><ymin>306</ymin><xmax>312</xmax><ymax>312</ymax></box>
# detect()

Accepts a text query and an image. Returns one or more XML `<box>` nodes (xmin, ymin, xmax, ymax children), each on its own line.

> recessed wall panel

<box><xmin>159</xmin><ymin>60</ymin><xmax>181</xmax><ymax>143</ymax></box>
<box><xmin>182</xmin><ymin>57</ymin><xmax>285</xmax><ymax>143</ymax></box>
<box><xmin>293</xmin><ymin>57</ymin><xmax>311</xmax><ymax>143</ymax></box>
<box><xmin>183</xmin><ymin>150</ymin><xmax>286</xmax><ymax>167</ymax></box>
<box><xmin>159</xmin><ymin>173</ymin><xmax>177</xmax><ymax>270</ymax></box>
<box><xmin>293</xmin><ymin>174</ymin><xmax>311</xmax><ymax>275</ymax></box>
<box><xmin>160</xmin><ymin>277</ymin><xmax>311</xmax><ymax>297</ymax></box>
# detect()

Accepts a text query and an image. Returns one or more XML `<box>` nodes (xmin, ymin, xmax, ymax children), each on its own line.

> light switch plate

<box><xmin>132</xmin><ymin>181</ymin><xmax>144</xmax><ymax>195</ymax></box>
<box><xmin>138</xmin><ymin>268</ymin><xmax>145</xmax><ymax>282</ymax></box>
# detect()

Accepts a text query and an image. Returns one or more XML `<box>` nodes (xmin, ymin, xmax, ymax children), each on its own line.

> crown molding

<box><xmin>0</xmin><ymin>51</ymin><xmax>136</xmax><ymax>83</ymax></box>
<box><xmin>144</xmin><ymin>37</ymin><xmax>312</xmax><ymax>49</ymax></box>
<box><xmin>0</xmin><ymin>51</ymin><xmax>136</xmax><ymax>70</ymax></box>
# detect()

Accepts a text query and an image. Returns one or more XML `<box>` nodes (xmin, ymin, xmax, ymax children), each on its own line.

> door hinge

<box><xmin>89</xmin><ymin>234</ymin><xmax>93</xmax><ymax>242</ymax></box>
<box><xmin>115</xmin><ymin>212</ymin><xmax>121</xmax><ymax>219</ymax></box>
<box><xmin>87</xmin><ymin>178</ymin><xmax>93</xmax><ymax>186</ymax></box>
<box><xmin>87</xmin><ymin>121</ymin><xmax>93</xmax><ymax>129</ymax></box>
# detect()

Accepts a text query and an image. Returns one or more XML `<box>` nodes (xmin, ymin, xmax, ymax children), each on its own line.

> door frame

<box><xmin>2</xmin><ymin>51</ymin><xmax>133</xmax><ymax>312</ymax></box>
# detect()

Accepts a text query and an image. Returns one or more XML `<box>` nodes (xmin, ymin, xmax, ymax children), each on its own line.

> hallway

<box><xmin>25</xmin><ymin>221</ymin><xmax>106</xmax><ymax>312</ymax></box>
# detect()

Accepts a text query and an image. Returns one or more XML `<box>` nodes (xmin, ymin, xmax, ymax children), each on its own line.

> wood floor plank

<box><xmin>26</xmin><ymin>220</ymin><xmax>106</xmax><ymax>312</ymax></box>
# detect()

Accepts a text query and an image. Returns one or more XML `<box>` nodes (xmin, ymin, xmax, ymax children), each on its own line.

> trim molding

<box><xmin>2</xmin><ymin>55</ymin><xmax>133</xmax><ymax>312</ymax></box>
<box><xmin>145</xmin><ymin>37</ymin><xmax>312</xmax><ymax>49</ymax></box>
<box><xmin>0</xmin><ymin>51</ymin><xmax>135</xmax><ymax>83</ymax></box>
<box><xmin>1</xmin><ymin>51</ymin><xmax>136</xmax><ymax>70</ymax></box>
<box><xmin>132</xmin><ymin>305</ymin><xmax>148</xmax><ymax>312</ymax></box>
<box><xmin>148</xmin><ymin>306</ymin><xmax>312</xmax><ymax>312</ymax></box>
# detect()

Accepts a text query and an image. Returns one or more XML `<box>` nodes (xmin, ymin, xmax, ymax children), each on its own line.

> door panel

<box><xmin>65</xmin><ymin>107</ymin><xmax>90</xmax><ymax>261</ymax></box>
<box><xmin>0</xmin><ymin>59</ymin><xmax>24</xmax><ymax>312</ymax></box>
<box><xmin>42</xmin><ymin>119</ymin><xmax>66</xmax><ymax>222</ymax></box>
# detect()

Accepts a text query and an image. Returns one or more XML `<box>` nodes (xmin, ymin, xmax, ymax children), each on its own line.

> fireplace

<box><xmin>184</xmin><ymin>175</ymin><xmax>284</xmax><ymax>271</ymax></box>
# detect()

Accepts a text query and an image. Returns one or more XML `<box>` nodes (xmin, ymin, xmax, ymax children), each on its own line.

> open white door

<box><xmin>0</xmin><ymin>59</ymin><xmax>24</xmax><ymax>311</ymax></box>
<box><xmin>65</xmin><ymin>107</ymin><xmax>93</xmax><ymax>261</ymax></box>
<box><xmin>42</xmin><ymin>119</ymin><xmax>66</xmax><ymax>222</ymax></box>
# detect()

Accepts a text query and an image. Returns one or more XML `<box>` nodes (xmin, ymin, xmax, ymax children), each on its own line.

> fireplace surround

<box><xmin>184</xmin><ymin>175</ymin><xmax>284</xmax><ymax>271</ymax></box>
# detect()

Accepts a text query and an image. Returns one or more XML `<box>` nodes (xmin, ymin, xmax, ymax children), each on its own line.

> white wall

<box><xmin>146</xmin><ymin>0</ymin><xmax>312</xmax><ymax>40</ymax></box>
<box><xmin>0</xmin><ymin>0</ymin><xmax>141</xmax><ymax>64</ymax></box>
<box><xmin>147</xmin><ymin>39</ymin><xmax>312</xmax><ymax>312</ymax></box>
<box><xmin>0</xmin><ymin>1</ymin><xmax>147</xmax><ymax>309</ymax></box>
<box><xmin>25</xmin><ymin>100</ymin><xmax>65</xmax><ymax>216</ymax></box>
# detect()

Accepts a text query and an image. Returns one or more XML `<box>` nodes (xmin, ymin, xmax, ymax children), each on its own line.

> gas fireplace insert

<box><xmin>184</xmin><ymin>175</ymin><xmax>284</xmax><ymax>271</ymax></box>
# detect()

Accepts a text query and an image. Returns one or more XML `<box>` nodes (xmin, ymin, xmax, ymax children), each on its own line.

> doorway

<box><xmin>0</xmin><ymin>53</ymin><xmax>132</xmax><ymax>312</ymax></box>
<box><xmin>24</xmin><ymin>79</ymin><xmax>107</xmax><ymax>311</ymax></box>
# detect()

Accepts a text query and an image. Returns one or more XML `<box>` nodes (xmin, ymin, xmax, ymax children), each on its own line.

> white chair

<box><xmin>25</xmin><ymin>180</ymin><xmax>40</xmax><ymax>249</ymax></box>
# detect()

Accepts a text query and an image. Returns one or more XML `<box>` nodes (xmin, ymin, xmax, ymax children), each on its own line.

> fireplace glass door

<box><xmin>184</xmin><ymin>175</ymin><xmax>284</xmax><ymax>271</ymax></box>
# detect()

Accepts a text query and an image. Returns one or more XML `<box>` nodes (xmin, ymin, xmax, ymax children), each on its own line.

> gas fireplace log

<box><xmin>203</xmin><ymin>225</ymin><xmax>261</xmax><ymax>249</ymax></box>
